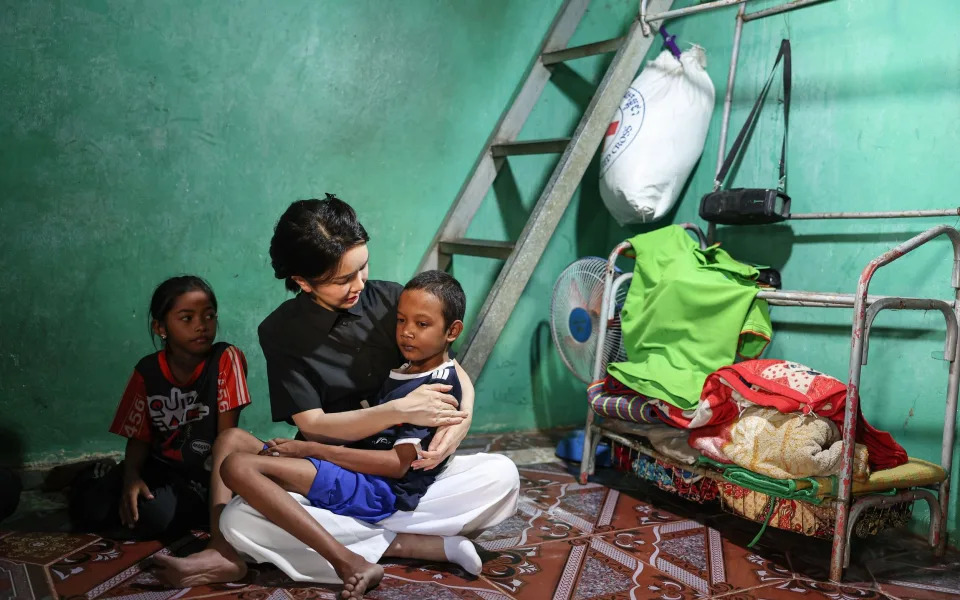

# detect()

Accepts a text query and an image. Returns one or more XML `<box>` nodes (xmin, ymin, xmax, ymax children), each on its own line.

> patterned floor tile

<box><xmin>605</xmin><ymin>490</ymin><xmax>688</xmax><ymax>532</ymax></box>
<box><xmin>381</xmin><ymin>556</ymin><xmax>501</xmax><ymax>589</ymax></box>
<box><xmin>369</xmin><ymin>574</ymin><xmax>512</xmax><ymax>599</ymax></box>
<box><xmin>868</xmin><ymin>559</ymin><xmax>960</xmax><ymax>600</ymax></box>
<box><xmin>276</xmin><ymin>589</ymin><xmax>336</xmax><ymax>600</ymax></box>
<box><xmin>93</xmin><ymin>567</ymin><xmax>261</xmax><ymax>600</ymax></box>
<box><xmin>785</xmin><ymin>548</ymin><xmax>875</xmax><ymax>587</ymax></box>
<box><xmin>380</xmin><ymin>557</ymin><xmax>514</xmax><ymax>598</ymax></box>
<box><xmin>0</xmin><ymin>531</ymin><xmax>99</xmax><ymax>566</ymax></box>
<box><xmin>0</xmin><ymin>557</ymin><xmax>57</xmax><ymax>600</ymax></box>
<box><xmin>474</xmin><ymin>498</ymin><xmax>593</xmax><ymax>551</ymax></box>
<box><xmin>868</xmin><ymin>543</ymin><xmax>960</xmax><ymax>572</ymax></box>
<box><xmin>71</xmin><ymin>533</ymin><xmax>271</xmax><ymax>600</ymax></box>
<box><xmin>725</xmin><ymin>580</ymin><xmax>896</xmax><ymax>599</ymax></box>
<box><xmin>848</xmin><ymin>531</ymin><xmax>931</xmax><ymax>566</ymax></box>
<box><xmin>476</xmin><ymin>478</ymin><xmax>657</xmax><ymax>551</ymax></box>
<box><xmin>51</xmin><ymin>536</ymin><xmax>165</xmax><ymax>598</ymax></box>
<box><xmin>487</xmin><ymin>431</ymin><xmax>564</xmax><ymax>454</ymax></box>
<box><xmin>573</xmin><ymin>537</ymin><xmax>710</xmax><ymax>600</ymax></box>
<box><xmin>481</xmin><ymin>539</ymin><xmax>579</xmax><ymax>599</ymax></box>
<box><xmin>707</xmin><ymin>513</ymin><xmax>876</xmax><ymax>587</ymax></box>
<box><xmin>203</xmin><ymin>591</ymin><xmax>293</xmax><ymax>600</ymax></box>
<box><xmin>518</xmin><ymin>463</ymin><xmax>578</xmax><ymax>487</ymax></box>
<box><xmin>586</xmin><ymin>467</ymin><xmax>655</xmax><ymax>492</ymax></box>
<box><xmin>598</xmin><ymin>520</ymin><xmax>797</xmax><ymax>597</ymax></box>
<box><xmin>480</xmin><ymin>536</ymin><xmax>711</xmax><ymax>600</ymax></box>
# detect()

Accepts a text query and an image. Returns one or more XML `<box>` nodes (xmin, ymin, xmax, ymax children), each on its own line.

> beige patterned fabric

<box><xmin>722</xmin><ymin>407</ymin><xmax>869</xmax><ymax>480</ymax></box>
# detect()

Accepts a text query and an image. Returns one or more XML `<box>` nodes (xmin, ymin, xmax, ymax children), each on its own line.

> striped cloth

<box><xmin>587</xmin><ymin>379</ymin><xmax>665</xmax><ymax>423</ymax></box>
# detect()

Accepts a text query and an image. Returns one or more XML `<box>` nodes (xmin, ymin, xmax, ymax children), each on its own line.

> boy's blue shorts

<box><xmin>303</xmin><ymin>458</ymin><xmax>397</xmax><ymax>523</ymax></box>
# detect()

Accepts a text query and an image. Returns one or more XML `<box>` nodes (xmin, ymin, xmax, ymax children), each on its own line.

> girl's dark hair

<box><xmin>149</xmin><ymin>275</ymin><xmax>217</xmax><ymax>340</ymax></box>
<box><xmin>403</xmin><ymin>270</ymin><xmax>466</xmax><ymax>328</ymax></box>
<box><xmin>269</xmin><ymin>193</ymin><xmax>370</xmax><ymax>293</ymax></box>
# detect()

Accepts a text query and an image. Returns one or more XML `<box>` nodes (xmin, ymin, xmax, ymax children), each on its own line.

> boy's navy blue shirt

<box><xmin>349</xmin><ymin>360</ymin><xmax>460</xmax><ymax>512</ymax></box>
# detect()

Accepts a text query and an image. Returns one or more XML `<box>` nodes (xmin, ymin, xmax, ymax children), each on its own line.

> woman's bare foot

<box><xmin>336</xmin><ymin>556</ymin><xmax>383</xmax><ymax>599</ymax></box>
<box><xmin>152</xmin><ymin>539</ymin><xmax>247</xmax><ymax>588</ymax></box>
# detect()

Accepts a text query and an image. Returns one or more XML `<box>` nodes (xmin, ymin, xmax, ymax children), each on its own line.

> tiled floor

<box><xmin>1</xmin><ymin>430</ymin><xmax>958</xmax><ymax>599</ymax></box>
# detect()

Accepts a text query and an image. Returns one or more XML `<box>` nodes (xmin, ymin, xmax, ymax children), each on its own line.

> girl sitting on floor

<box><xmin>70</xmin><ymin>275</ymin><xmax>252</xmax><ymax>540</ymax></box>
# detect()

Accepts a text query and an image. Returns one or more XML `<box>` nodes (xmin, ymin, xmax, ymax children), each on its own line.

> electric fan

<box><xmin>549</xmin><ymin>257</ymin><xmax>625</xmax><ymax>383</ymax></box>
<box><xmin>550</xmin><ymin>256</ymin><xmax>628</xmax><ymax>467</ymax></box>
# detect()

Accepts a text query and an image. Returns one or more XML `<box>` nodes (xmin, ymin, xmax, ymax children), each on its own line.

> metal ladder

<box><xmin>417</xmin><ymin>0</ymin><xmax>675</xmax><ymax>379</ymax></box>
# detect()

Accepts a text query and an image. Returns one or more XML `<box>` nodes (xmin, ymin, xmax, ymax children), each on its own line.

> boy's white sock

<box><xmin>442</xmin><ymin>536</ymin><xmax>482</xmax><ymax>575</ymax></box>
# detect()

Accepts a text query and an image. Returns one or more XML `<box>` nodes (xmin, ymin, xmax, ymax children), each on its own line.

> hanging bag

<box><xmin>700</xmin><ymin>39</ymin><xmax>792</xmax><ymax>225</ymax></box>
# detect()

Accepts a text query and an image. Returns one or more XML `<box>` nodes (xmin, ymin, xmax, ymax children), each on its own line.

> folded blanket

<box><xmin>689</xmin><ymin>407</ymin><xmax>871</xmax><ymax>480</ymax></box>
<box><xmin>701</xmin><ymin>360</ymin><xmax>907</xmax><ymax>471</ymax></box>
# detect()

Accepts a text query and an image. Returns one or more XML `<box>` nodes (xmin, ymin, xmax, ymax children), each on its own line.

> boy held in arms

<box><xmin>219</xmin><ymin>270</ymin><xmax>479</xmax><ymax>599</ymax></box>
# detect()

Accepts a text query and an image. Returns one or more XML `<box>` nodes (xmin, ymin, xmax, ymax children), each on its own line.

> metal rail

<box><xmin>844</xmin><ymin>489</ymin><xmax>941</xmax><ymax>568</ymax></box>
<box><xmin>791</xmin><ymin>209</ymin><xmax>960</xmax><ymax>220</ymax></box>
<box><xmin>827</xmin><ymin>225</ymin><xmax>960</xmax><ymax>578</ymax></box>
<box><xmin>862</xmin><ymin>298</ymin><xmax>959</xmax><ymax>364</ymax></box>
<box><xmin>758</xmin><ymin>290</ymin><xmax>956</xmax><ymax>308</ymax></box>
<box><xmin>742</xmin><ymin>0</ymin><xmax>832</xmax><ymax>21</ymax></box>
<box><xmin>641</xmin><ymin>0</ymin><xmax>748</xmax><ymax>35</ymax></box>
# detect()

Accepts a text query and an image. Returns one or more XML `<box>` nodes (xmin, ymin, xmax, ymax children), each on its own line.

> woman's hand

<box><xmin>411</xmin><ymin>421</ymin><xmax>470</xmax><ymax>470</ymax></box>
<box><xmin>119</xmin><ymin>476</ymin><xmax>154</xmax><ymax>528</ymax></box>
<box><xmin>259</xmin><ymin>439</ymin><xmax>316</xmax><ymax>458</ymax></box>
<box><xmin>394</xmin><ymin>383</ymin><xmax>468</xmax><ymax>427</ymax></box>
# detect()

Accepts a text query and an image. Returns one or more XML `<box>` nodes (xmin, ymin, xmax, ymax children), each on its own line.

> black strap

<box><xmin>714</xmin><ymin>39</ymin><xmax>791</xmax><ymax>191</ymax></box>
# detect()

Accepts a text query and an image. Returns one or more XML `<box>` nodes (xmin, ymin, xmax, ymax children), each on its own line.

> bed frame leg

<box><xmin>935</xmin><ymin>479</ymin><xmax>949</xmax><ymax>557</ymax></box>
<box><xmin>580</xmin><ymin>410</ymin><xmax>600</xmax><ymax>484</ymax></box>
<box><xmin>830</xmin><ymin>500</ymin><xmax>850</xmax><ymax>582</ymax></box>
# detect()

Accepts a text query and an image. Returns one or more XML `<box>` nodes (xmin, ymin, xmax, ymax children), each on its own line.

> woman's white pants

<box><xmin>219</xmin><ymin>453</ymin><xmax>519</xmax><ymax>583</ymax></box>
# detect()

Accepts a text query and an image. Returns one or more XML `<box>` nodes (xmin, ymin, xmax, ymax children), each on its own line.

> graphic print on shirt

<box><xmin>148</xmin><ymin>387</ymin><xmax>211</xmax><ymax>431</ymax></box>
<box><xmin>110</xmin><ymin>343</ymin><xmax>251</xmax><ymax>479</ymax></box>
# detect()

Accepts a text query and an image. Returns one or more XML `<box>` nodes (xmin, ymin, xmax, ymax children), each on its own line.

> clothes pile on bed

<box><xmin>589</xmin><ymin>226</ymin><xmax>920</xmax><ymax>539</ymax></box>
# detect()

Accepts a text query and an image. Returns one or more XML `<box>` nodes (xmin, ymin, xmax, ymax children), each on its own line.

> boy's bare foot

<box><xmin>337</xmin><ymin>557</ymin><xmax>383</xmax><ymax>599</ymax></box>
<box><xmin>152</xmin><ymin>539</ymin><xmax>247</xmax><ymax>588</ymax></box>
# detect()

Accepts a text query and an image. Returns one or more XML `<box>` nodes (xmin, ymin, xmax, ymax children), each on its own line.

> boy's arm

<box><xmin>413</xmin><ymin>360</ymin><xmax>473</xmax><ymax>470</ymax></box>
<box><xmin>262</xmin><ymin>439</ymin><xmax>417</xmax><ymax>479</ymax></box>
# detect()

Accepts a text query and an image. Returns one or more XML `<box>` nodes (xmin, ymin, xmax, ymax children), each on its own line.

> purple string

<box><xmin>659</xmin><ymin>25</ymin><xmax>682</xmax><ymax>60</ymax></box>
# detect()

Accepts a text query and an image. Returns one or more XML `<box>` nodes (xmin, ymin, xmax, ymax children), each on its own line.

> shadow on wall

<box><xmin>0</xmin><ymin>426</ymin><xmax>25</xmax><ymax>470</ymax></box>
<box><xmin>716</xmin><ymin>224</ymin><xmax>795</xmax><ymax>270</ymax></box>
<box><xmin>529</xmin><ymin>319</ymin><xmax>581</xmax><ymax>431</ymax></box>
<box><xmin>0</xmin><ymin>427</ymin><xmax>25</xmax><ymax>523</ymax></box>
<box><xmin>493</xmin><ymin>161</ymin><xmax>528</xmax><ymax>242</ymax></box>
<box><xmin>550</xmin><ymin>63</ymin><xmax>597</xmax><ymax>113</ymax></box>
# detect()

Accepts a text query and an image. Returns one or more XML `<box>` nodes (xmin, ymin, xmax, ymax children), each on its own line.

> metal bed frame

<box><xmin>580</xmin><ymin>222</ymin><xmax>958</xmax><ymax>582</ymax></box>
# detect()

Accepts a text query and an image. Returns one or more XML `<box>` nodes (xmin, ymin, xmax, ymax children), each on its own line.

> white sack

<box><xmin>599</xmin><ymin>46</ymin><xmax>715</xmax><ymax>225</ymax></box>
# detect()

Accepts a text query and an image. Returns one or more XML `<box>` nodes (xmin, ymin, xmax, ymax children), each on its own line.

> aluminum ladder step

<box><xmin>491</xmin><ymin>138</ymin><xmax>570</xmax><ymax>158</ymax></box>
<box><xmin>417</xmin><ymin>0</ymin><xmax>675</xmax><ymax>379</ymax></box>
<box><xmin>541</xmin><ymin>37</ymin><xmax>624</xmax><ymax>66</ymax></box>
<box><xmin>438</xmin><ymin>239</ymin><xmax>515</xmax><ymax>260</ymax></box>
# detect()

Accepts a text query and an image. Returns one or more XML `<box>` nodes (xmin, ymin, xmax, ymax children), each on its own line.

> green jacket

<box><xmin>607</xmin><ymin>226</ymin><xmax>772</xmax><ymax>410</ymax></box>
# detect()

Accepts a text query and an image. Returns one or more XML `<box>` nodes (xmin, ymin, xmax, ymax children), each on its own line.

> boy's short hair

<box><xmin>403</xmin><ymin>270</ymin><xmax>466</xmax><ymax>328</ymax></box>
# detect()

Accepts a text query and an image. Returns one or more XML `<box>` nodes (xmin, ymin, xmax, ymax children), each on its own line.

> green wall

<box><xmin>2</xmin><ymin>0</ymin><xmax>958</xmax><ymax>541</ymax></box>
<box><xmin>0</xmin><ymin>0</ymin><xmax>597</xmax><ymax>466</ymax></box>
